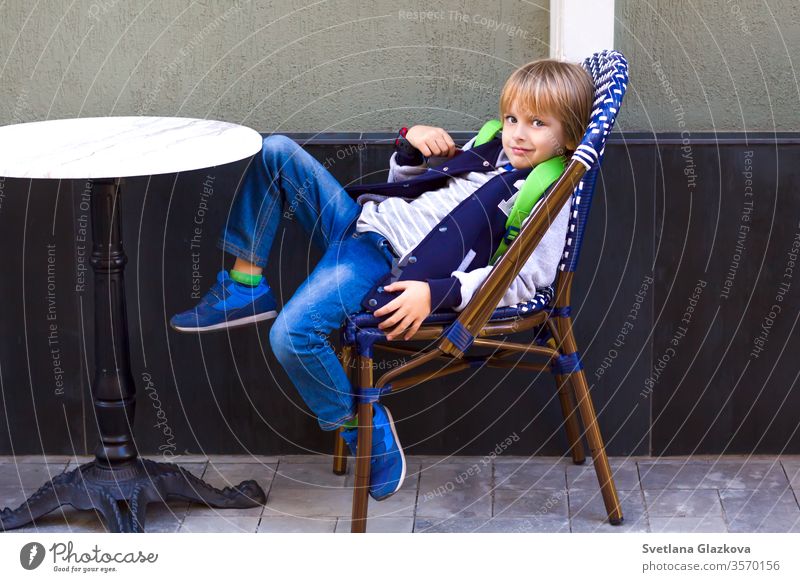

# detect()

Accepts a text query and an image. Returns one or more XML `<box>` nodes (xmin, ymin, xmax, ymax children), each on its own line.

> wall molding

<box><xmin>270</xmin><ymin>131</ymin><xmax>800</xmax><ymax>146</ymax></box>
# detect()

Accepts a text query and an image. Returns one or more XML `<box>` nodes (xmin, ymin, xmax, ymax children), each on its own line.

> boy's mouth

<box><xmin>511</xmin><ymin>146</ymin><xmax>531</xmax><ymax>155</ymax></box>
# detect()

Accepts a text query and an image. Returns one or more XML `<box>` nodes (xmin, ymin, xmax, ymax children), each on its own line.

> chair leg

<box><xmin>556</xmin><ymin>372</ymin><xmax>587</xmax><ymax>465</ymax></box>
<box><xmin>333</xmin><ymin>427</ymin><xmax>348</xmax><ymax>475</ymax></box>
<box><xmin>350</xmin><ymin>353</ymin><xmax>374</xmax><ymax>533</ymax></box>
<box><xmin>549</xmin><ymin>339</ymin><xmax>586</xmax><ymax>465</ymax></box>
<box><xmin>332</xmin><ymin>344</ymin><xmax>354</xmax><ymax>476</ymax></box>
<box><xmin>552</xmin><ymin>319</ymin><xmax>624</xmax><ymax>525</ymax></box>
<box><xmin>570</xmin><ymin>370</ymin><xmax>623</xmax><ymax>525</ymax></box>
<box><xmin>571</xmin><ymin>366</ymin><xmax>624</xmax><ymax>524</ymax></box>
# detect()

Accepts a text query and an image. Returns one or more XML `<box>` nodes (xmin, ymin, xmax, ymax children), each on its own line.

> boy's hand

<box><xmin>373</xmin><ymin>281</ymin><xmax>432</xmax><ymax>340</ymax></box>
<box><xmin>405</xmin><ymin>125</ymin><xmax>458</xmax><ymax>159</ymax></box>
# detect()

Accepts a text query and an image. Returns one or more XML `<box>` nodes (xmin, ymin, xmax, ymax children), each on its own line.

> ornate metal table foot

<box><xmin>0</xmin><ymin>458</ymin><xmax>266</xmax><ymax>533</ymax></box>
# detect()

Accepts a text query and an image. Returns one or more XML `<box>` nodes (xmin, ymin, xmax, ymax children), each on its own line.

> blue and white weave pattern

<box><xmin>560</xmin><ymin>50</ymin><xmax>628</xmax><ymax>274</ymax></box>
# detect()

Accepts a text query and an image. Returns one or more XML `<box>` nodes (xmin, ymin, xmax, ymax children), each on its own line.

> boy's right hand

<box><xmin>405</xmin><ymin>125</ymin><xmax>457</xmax><ymax>158</ymax></box>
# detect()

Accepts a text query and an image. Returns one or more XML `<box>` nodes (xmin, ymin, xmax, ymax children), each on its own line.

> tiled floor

<box><xmin>2</xmin><ymin>454</ymin><xmax>800</xmax><ymax>533</ymax></box>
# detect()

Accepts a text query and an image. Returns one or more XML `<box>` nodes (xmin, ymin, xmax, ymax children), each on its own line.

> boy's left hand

<box><xmin>373</xmin><ymin>281</ymin><xmax>431</xmax><ymax>340</ymax></box>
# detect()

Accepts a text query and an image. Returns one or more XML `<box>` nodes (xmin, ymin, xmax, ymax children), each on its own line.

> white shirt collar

<box><xmin>496</xmin><ymin>147</ymin><xmax>511</xmax><ymax>170</ymax></box>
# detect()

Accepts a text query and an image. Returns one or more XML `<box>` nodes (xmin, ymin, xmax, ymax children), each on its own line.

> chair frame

<box><xmin>333</xmin><ymin>51</ymin><xmax>627</xmax><ymax>533</ymax></box>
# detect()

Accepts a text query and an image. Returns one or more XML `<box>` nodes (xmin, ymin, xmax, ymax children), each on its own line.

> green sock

<box><xmin>230</xmin><ymin>269</ymin><xmax>263</xmax><ymax>286</ymax></box>
<box><xmin>342</xmin><ymin>407</ymin><xmax>376</xmax><ymax>430</ymax></box>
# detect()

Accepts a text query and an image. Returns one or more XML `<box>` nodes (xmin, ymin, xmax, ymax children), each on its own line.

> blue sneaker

<box><xmin>170</xmin><ymin>270</ymin><xmax>278</xmax><ymax>333</ymax></box>
<box><xmin>340</xmin><ymin>403</ymin><xmax>406</xmax><ymax>501</ymax></box>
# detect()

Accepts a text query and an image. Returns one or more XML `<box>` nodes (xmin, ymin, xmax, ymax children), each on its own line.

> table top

<box><xmin>0</xmin><ymin>116</ymin><xmax>263</xmax><ymax>179</ymax></box>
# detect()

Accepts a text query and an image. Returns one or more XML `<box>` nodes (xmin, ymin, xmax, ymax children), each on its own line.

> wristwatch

<box><xmin>394</xmin><ymin>126</ymin><xmax>424</xmax><ymax>166</ymax></box>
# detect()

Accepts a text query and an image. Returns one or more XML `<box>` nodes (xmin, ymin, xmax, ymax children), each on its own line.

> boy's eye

<box><xmin>504</xmin><ymin>114</ymin><xmax>544</xmax><ymax>127</ymax></box>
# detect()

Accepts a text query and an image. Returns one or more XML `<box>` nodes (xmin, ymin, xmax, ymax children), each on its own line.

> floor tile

<box><xmin>141</xmin><ymin>501</ymin><xmax>188</xmax><ymax>533</ymax></box>
<box><xmin>64</xmin><ymin>456</ymin><xmax>95</xmax><ymax>466</ymax></box>
<box><xmin>185</xmin><ymin>504</ymin><xmax>265</xmax><ymax>518</ymax></box>
<box><xmin>156</xmin><ymin>454</ymin><xmax>213</xmax><ymax>464</ymax></box>
<box><xmin>161</xmin><ymin>462</ymin><xmax>209</xmax><ymax>478</ymax></box>
<box><xmin>494</xmin><ymin>459</ymin><xmax>568</xmax><ymax>491</ymax></box>
<box><xmin>720</xmin><ymin>489</ymin><xmax>800</xmax><ymax>533</ymax></box>
<box><xmin>12</xmin><ymin>506</ymin><xmax>109</xmax><ymax>533</ymax></box>
<box><xmin>272</xmin><ymin>462</ymin><xmax>350</xmax><ymax>490</ymax></box>
<box><xmin>179</xmin><ymin>463</ymin><xmax>276</xmax><ymax>514</ymax></box>
<box><xmin>414</xmin><ymin>455</ymin><xmax>487</xmax><ymax>468</ymax></box>
<box><xmin>493</xmin><ymin>489</ymin><xmax>569</xmax><ymax>521</ymax></box>
<box><xmin>2</xmin><ymin>454</ymin><xmax>798</xmax><ymax>534</ymax></box>
<box><xmin>0</xmin><ymin>487</ymin><xmax>30</xmax><ymax>510</ymax></box>
<box><xmin>201</xmin><ymin>462</ymin><xmax>277</xmax><ymax>493</ymax></box>
<box><xmin>280</xmin><ymin>455</ymin><xmax>337</xmax><ymax>464</ymax></box>
<box><xmin>264</xmin><ymin>488</ymin><xmax>416</xmax><ymax>518</ymax></box>
<box><xmin>649</xmin><ymin>516</ymin><xmax>728</xmax><ymax>533</ymax></box>
<box><xmin>567</xmin><ymin>458</ymin><xmax>641</xmax><ymax>491</ymax></box>
<box><xmin>206</xmin><ymin>455</ymin><xmax>280</xmax><ymax>464</ymax></box>
<box><xmin>0</xmin><ymin>462</ymin><xmax>70</xmax><ymax>492</ymax></box>
<box><xmin>335</xmin><ymin>517</ymin><xmax>414</xmax><ymax>533</ymax></box>
<box><xmin>180</xmin><ymin>516</ymin><xmax>260</xmax><ymax>533</ymax></box>
<box><xmin>639</xmin><ymin>459</ymin><xmax>789</xmax><ymax>490</ymax></box>
<box><xmin>257</xmin><ymin>516</ymin><xmax>337</xmax><ymax>533</ymax></box>
<box><xmin>416</xmin><ymin>463</ymin><xmax>492</xmax><ymax>519</ymax></box>
<box><xmin>638</xmin><ymin>461</ymin><xmax>710</xmax><ymax>490</ymax></box>
<box><xmin>415</xmin><ymin>516</ymin><xmax>570</xmax><ymax>533</ymax></box>
<box><xmin>0</xmin><ymin>455</ymin><xmax>76</xmax><ymax>464</ymax></box>
<box><xmin>493</xmin><ymin>455</ymin><xmax>575</xmax><ymax>464</ymax></box>
<box><xmin>569</xmin><ymin>488</ymin><xmax>648</xmax><ymax>532</ymax></box>
<box><xmin>781</xmin><ymin>460</ymin><xmax>800</xmax><ymax>489</ymax></box>
<box><xmin>703</xmin><ymin>460</ymin><xmax>788</xmax><ymax>489</ymax></box>
<box><xmin>643</xmin><ymin>489</ymin><xmax>723</xmax><ymax>517</ymax></box>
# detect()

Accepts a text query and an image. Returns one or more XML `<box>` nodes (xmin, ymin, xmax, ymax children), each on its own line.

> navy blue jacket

<box><xmin>346</xmin><ymin>138</ymin><xmax>539</xmax><ymax>314</ymax></box>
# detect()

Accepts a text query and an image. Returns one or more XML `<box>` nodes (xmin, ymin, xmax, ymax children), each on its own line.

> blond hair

<box><xmin>499</xmin><ymin>59</ymin><xmax>594</xmax><ymax>153</ymax></box>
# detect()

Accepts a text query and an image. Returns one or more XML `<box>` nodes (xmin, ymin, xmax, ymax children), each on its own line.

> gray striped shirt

<box><xmin>356</xmin><ymin>137</ymin><xmax>509</xmax><ymax>263</ymax></box>
<box><xmin>355</xmin><ymin>137</ymin><xmax>570</xmax><ymax>310</ymax></box>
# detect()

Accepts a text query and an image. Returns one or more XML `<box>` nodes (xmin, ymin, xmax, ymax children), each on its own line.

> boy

<box><xmin>170</xmin><ymin>59</ymin><xmax>594</xmax><ymax>500</ymax></box>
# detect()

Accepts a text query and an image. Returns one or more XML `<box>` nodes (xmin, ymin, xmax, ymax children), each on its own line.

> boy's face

<box><xmin>501</xmin><ymin>101</ymin><xmax>572</xmax><ymax>169</ymax></box>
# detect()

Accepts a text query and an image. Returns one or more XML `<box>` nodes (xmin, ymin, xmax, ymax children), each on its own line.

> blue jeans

<box><xmin>218</xmin><ymin>134</ymin><xmax>394</xmax><ymax>430</ymax></box>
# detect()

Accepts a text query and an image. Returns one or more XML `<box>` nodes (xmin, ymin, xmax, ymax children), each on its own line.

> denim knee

<box><xmin>268</xmin><ymin>312</ymin><xmax>296</xmax><ymax>366</ymax></box>
<box><xmin>261</xmin><ymin>134</ymin><xmax>300</xmax><ymax>160</ymax></box>
<box><xmin>268</xmin><ymin>309</ymin><xmax>355</xmax><ymax>429</ymax></box>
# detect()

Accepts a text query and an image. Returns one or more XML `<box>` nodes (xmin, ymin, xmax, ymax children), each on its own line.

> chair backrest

<box><xmin>436</xmin><ymin>50</ymin><xmax>629</xmax><ymax>358</ymax></box>
<box><xmin>558</xmin><ymin>50</ymin><xmax>628</xmax><ymax>274</ymax></box>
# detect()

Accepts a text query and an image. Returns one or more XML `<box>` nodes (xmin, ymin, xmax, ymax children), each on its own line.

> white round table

<box><xmin>0</xmin><ymin>116</ymin><xmax>262</xmax><ymax>179</ymax></box>
<box><xmin>0</xmin><ymin>117</ymin><xmax>266</xmax><ymax>533</ymax></box>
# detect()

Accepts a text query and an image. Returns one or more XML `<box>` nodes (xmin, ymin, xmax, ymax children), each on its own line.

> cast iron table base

<box><xmin>0</xmin><ymin>178</ymin><xmax>265</xmax><ymax>533</ymax></box>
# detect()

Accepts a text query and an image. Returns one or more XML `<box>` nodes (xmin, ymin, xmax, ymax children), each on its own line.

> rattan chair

<box><xmin>333</xmin><ymin>50</ymin><xmax>629</xmax><ymax>533</ymax></box>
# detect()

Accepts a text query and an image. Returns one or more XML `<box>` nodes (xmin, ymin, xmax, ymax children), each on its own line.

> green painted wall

<box><xmin>2</xmin><ymin>1</ymin><xmax>797</xmax><ymax>132</ymax></box>
<box><xmin>615</xmin><ymin>0</ymin><xmax>799</xmax><ymax>132</ymax></box>
<box><xmin>0</xmin><ymin>0</ymin><xmax>549</xmax><ymax>132</ymax></box>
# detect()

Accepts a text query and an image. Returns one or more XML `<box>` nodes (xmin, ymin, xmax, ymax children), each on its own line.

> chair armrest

<box><xmin>437</xmin><ymin>159</ymin><xmax>588</xmax><ymax>357</ymax></box>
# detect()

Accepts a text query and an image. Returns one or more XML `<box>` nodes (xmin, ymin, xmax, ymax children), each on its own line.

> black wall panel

<box><xmin>0</xmin><ymin>134</ymin><xmax>796</xmax><ymax>457</ymax></box>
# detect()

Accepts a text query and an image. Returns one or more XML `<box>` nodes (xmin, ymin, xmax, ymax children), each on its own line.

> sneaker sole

<box><xmin>170</xmin><ymin>310</ymin><xmax>278</xmax><ymax>333</ymax></box>
<box><xmin>371</xmin><ymin>405</ymin><xmax>406</xmax><ymax>501</ymax></box>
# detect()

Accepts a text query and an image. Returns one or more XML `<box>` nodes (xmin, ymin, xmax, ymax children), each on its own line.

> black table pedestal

<box><xmin>1</xmin><ymin>178</ymin><xmax>265</xmax><ymax>533</ymax></box>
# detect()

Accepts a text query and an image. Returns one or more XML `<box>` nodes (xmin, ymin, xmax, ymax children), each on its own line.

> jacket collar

<box><xmin>344</xmin><ymin>137</ymin><xmax>513</xmax><ymax>198</ymax></box>
<box><xmin>425</xmin><ymin>138</ymin><xmax>507</xmax><ymax>176</ymax></box>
